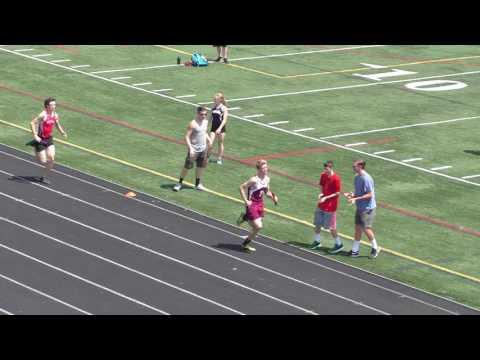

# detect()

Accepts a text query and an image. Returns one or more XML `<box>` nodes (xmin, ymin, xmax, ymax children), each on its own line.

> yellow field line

<box><xmin>154</xmin><ymin>45</ymin><xmax>282</xmax><ymax>78</ymax></box>
<box><xmin>282</xmin><ymin>55</ymin><xmax>480</xmax><ymax>79</ymax></box>
<box><xmin>2</xmin><ymin>118</ymin><xmax>480</xmax><ymax>285</ymax></box>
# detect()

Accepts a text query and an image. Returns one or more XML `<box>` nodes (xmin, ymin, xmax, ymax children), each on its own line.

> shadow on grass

<box><xmin>160</xmin><ymin>183</ymin><xmax>195</xmax><ymax>191</ymax></box>
<box><xmin>287</xmin><ymin>241</ymin><xmax>370</xmax><ymax>258</ymax></box>
<box><xmin>464</xmin><ymin>150</ymin><xmax>480</xmax><ymax>156</ymax></box>
<box><xmin>213</xmin><ymin>243</ymin><xmax>246</xmax><ymax>253</ymax></box>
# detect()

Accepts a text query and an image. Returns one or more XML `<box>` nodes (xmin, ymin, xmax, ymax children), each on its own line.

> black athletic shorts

<box><xmin>27</xmin><ymin>137</ymin><xmax>54</xmax><ymax>153</ymax></box>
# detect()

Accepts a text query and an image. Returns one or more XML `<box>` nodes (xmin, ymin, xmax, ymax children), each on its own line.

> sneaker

<box><xmin>329</xmin><ymin>243</ymin><xmax>344</xmax><ymax>254</ymax></box>
<box><xmin>369</xmin><ymin>247</ymin><xmax>381</xmax><ymax>259</ymax></box>
<box><xmin>236</xmin><ymin>212</ymin><xmax>247</xmax><ymax>226</ymax></box>
<box><xmin>242</xmin><ymin>242</ymin><xmax>256</xmax><ymax>252</ymax></box>
<box><xmin>173</xmin><ymin>183</ymin><xmax>182</xmax><ymax>192</ymax></box>
<box><xmin>223</xmin><ymin>58</ymin><xmax>229</xmax><ymax>64</ymax></box>
<box><xmin>215</xmin><ymin>57</ymin><xmax>222</xmax><ymax>62</ymax></box>
<box><xmin>195</xmin><ymin>183</ymin><xmax>206</xmax><ymax>191</ymax></box>
<box><xmin>348</xmin><ymin>250</ymin><xmax>360</xmax><ymax>257</ymax></box>
<box><xmin>216</xmin><ymin>158</ymin><xmax>223</xmax><ymax>165</ymax></box>
<box><xmin>38</xmin><ymin>177</ymin><xmax>51</xmax><ymax>185</ymax></box>
<box><xmin>310</xmin><ymin>241</ymin><xmax>322</xmax><ymax>250</ymax></box>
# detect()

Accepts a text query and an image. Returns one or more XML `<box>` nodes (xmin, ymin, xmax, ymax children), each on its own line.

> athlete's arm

<box><xmin>55</xmin><ymin>116</ymin><xmax>68</xmax><ymax>138</ymax></box>
<box><xmin>185</xmin><ymin>121</ymin><xmax>195</xmax><ymax>155</ymax></box>
<box><xmin>216</xmin><ymin>107</ymin><xmax>228</xmax><ymax>133</ymax></box>
<box><xmin>266</xmin><ymin>189</ymin><xmax>279</xmax><ymax>205</ymax></box>
<box><xmin>30</xmin><ymin>112</ymin><xmax>43</xmax><ymax>142</ymax></box>
<box><xmin>239</xmin><ymin>177</ymin><xmax>256</xmax><ymax>206</ymax></box>
<box><xmin>349</xmin><ymin>192</ymin><xmax>372</xmax><ymax>203</ymax></box>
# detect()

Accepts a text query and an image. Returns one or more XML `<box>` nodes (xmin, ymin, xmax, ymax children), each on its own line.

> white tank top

<box><xmin>190</xmin><ymin>119</ymin><xmax>208</xmax><ymax>152</ymax></box>
<box><xmin>248</xmin><ymin>175</ymin><xmax>270</xmax><ymax>202</ymax></box>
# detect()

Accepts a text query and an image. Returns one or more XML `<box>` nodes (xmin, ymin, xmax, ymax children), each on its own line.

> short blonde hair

<box><xmin>256</xmin><ymin>159</ymin><xmax>267</xmax><ymax>169</ymax></box>
<box><xmin>214</xmin><ymin>92</ymin><xmax>227</xmax><ymax>106</ymax></box>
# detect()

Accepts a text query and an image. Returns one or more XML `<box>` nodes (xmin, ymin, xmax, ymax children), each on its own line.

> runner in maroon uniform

<box><xmin>29</xmin><ymin>97</ymin><xmax>67</xmax><ymax>184</ymax></box>
<box><xmin>311</xmin><ymin>160</ymin><xmax>344</xmax><ymax>253</ymax></box>
<box><xmin>238</xmin><ymin>159</ymin><xmax>278</xmax><ymax>252</ymax></box>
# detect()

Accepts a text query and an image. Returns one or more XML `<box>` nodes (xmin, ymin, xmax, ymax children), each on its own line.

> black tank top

<box><xmin>211</xmin><ymin>104</ymin><xmax>225</xmax><ymax>127</ymax></box>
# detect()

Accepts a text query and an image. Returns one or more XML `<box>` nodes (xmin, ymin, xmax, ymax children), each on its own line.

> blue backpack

<box><xmin>191</xmin><ymin>53</ymin><xmax>209</xmax><ymax>67</ymax></box>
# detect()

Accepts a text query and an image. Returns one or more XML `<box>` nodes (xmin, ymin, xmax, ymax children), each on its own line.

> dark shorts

<box><xmin>27</xmin><ymin>137</ymin><xmax>54</xmax><ymax>153</ymax></box>
<box><xmin>355</xmin><ymin>208</ymin><xmax>376</xmax><ymax>229</ymax></box>
<box><xmin>184</xmin><ymin>150</ymin><xmax>208</xmax><ymax>169</ymax></box>
<box><xmin>210</xmin><ymin>121</ymin><xmax>226</xmax><ymax>134</ymax></box>
<box><xmin>245</xmin><ymin>201</ymin><xmax>264</xmax><ymax>221</ymax></box>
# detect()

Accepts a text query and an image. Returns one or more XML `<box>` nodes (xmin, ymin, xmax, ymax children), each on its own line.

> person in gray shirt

<box><xmin>343</xmin><ymin>159</ymin><xmax>380</xmax><ymax>259</ymax></box>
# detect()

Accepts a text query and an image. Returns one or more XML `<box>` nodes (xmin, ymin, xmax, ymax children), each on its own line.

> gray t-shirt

<box><xmin>354</xmin><ymin>171</ymin><xmax>376</xmax><ymax>212</ymax></box>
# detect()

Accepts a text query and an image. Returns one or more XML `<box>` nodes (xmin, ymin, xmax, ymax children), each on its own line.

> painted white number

<box><xmin>353</xmin><ymin>68</ymin><xmax>417</xmax><ymax>81</ymax></box>
<box><xmin>404</xmin><ymin>80</ymin><xmax>468</xmax><ymax>91</ymax></box>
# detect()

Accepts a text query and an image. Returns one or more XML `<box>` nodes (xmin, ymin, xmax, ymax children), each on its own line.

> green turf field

<box><xmin>1</xmin><ymin>44</ymin><xmax>479</xmax><ymax>310</ymax></box>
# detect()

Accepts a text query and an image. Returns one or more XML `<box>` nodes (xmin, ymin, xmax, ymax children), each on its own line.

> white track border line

<box><xmin>0</xmin><ymin>268</ymin><xmax>92</xmax><ymax>315</ymax></box>
<box><xmin>0</xmin><ymin>170</ymin><xmax>388</xmax><ymax>315</ymax></box>
<box><xmin>0</xmin><ymin>176</ymin><xmax>314</xmax><ymax>315</ymax></box>
<box><xmin>0</xmin><ymin>307</ymin><xmax>13</xmax><ymax>315</ymax></box>
<box><xmin>0</xmin><ymin>214</ymin><xmax>244</xmax><ymax>315</ymax></box>
<box><xmin>2</xmin><ymin>47</ymin><xmax>479</xmax><ymax>189</ymax></box>
<box><xmin>321</xmin><ymin>115</ymin><xmax>480</xmax><ymax>139</ymax></box>
<box><xmin>0</xmin><ymin>229</ymin><xmax>168</xmax><ymax>315</ymax></box>
<box><xmin>226</xmin><ymin>45</ymin><xmax>386</xmax><ymax>62</ymax></box>
<box><xmin>0</xmin><ymin>147</ymin><xmax>470</xmax><ymax>314</ymax></box>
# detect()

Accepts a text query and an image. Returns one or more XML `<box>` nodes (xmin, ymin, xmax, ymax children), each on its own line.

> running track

<box><xmin>0</xmin><ymin>144</ymin><xmax>477</xmax><ymax>315</ymax></box>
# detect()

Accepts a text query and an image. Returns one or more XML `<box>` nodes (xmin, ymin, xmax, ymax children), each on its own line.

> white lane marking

<box><xmin>132</xmin><ymin>82</ymin><xmax>152</xmax><ymax>87</ymax></box>
<box><xmin>1</xmin><ymin>172</ymin><xmax>388</xmax><ymax>315</ymax></box>
<box><xmin>4</xmin><ymin>48</ymin><xmax>479</xmax><ymax>189</ymax></box>
<box><xmin>227</xmin><ymin>45</ymin><xmax>386</xmax><ymax>62</ymax></box>
<box><xmin>0</xmin><ymin>179</ymin><xmax>311</xmax><ymax>315</ymax></box>
<box><xmin>430</xmin><ymin>166</ymin><xmax>452</xmax><ymax>171</ymax></box>
<box><xmin>90</xmin><ymin>63</ymin><xmax>181</xmax><ymax>74</ymax></box>
<box><xmin>294</xmin><ymin>128</ymin><xmax>315</xmax><ymax>132</ymax></box>
<box><xmin>110</xmin><ymin>76</ymin><xmax>132</xmax><ymax>81</ymax></box>
<box><xmin>402</xmin><ymin>158</ymin><xmax>423</xmax><ymax>163</ymax></box>
<box><xmin>244</xmin><ymin>114</ymin><xmax>264</xmax><ymax>118</ymax></box>
<box><xmin>321</xmin><ymin>115</ymin><xmax>480</xmax><ymax>139</ymax></box>
<box><xmin>0</xmin><ymin>227</ymin><xmax>168</xmax><ymax>314</ymax></box>
<box><xmin>32</xmin><ymin>53</ymin><xmax>52</xmax><ymax>58</ymax></box>
<box><xmin>221</xmin><ymin>70</ymin><xmax>480</xmax><ymax>103</ymax></box>
<box><xmin>0</xmin><ymin>148</ymin><xmax>462</xmax><ymax>314</ymax></box>
<box><xmin>0</xmin><ymin>215</ymin><xmax>243</xmax><ymax>315</ymax></box>
<box><xmin>50</xmin><ymin>59</ymin><xmax>71</xmax><ymax>63</ymax></box>
<box><xmin>175</xmin><ymin>94</ymin><xmax>196</xmax><ymax>98</ymax></box>
<box><xmin>0</xmin><ymin>267</ymin><xmax>92</xmax><ymax>315</ymax></box>
<box><xmin>268</xmin><ymin>121</ymin><xmax>289</xmax><ymax>125</ymax></box>
<box><xmin>344</xmin><ymin>142</ymin><xmax>367</xmax><ymax>147</ymax></box>
<box><xmin>70</xmin><ymin>65</ymin><xmax>91</xmax><ymax>69</ymax></box>
<box><xmin>360</xmin><ymin>63</ymin><xmax>387</xmax><ymax>69</ymax></box>
<box><xmin>462</xmin><ymin>174</ymin><xmax>480</xmax><ymax>179</ymax></box>
<box><xmin>373</xmin><ymin>149</ymin><xmax>396</xmax><ymax>155</ymax></box>
<box><xmin>14</xmin><ymin>48</ymin><xmax>35</xmax><ymax>52</ymax></box>
<box><xmin>153</xmin><ymin>89</ymin><xmax>172</xmax><ymax>92</ymax></box>
<box><xmin>0</xmin><ymin>307</ymin><xmax>13</xmax><ymax>315</ymax></box>
<box><xmin>227</xmin><ymin>107</ymin><xmax>241</xmax><ymax>110</ymax></box>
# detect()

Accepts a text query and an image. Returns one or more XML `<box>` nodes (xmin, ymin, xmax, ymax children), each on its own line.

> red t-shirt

<box><xmin>318</xmin><ymin>172</ymin><xmax>341</xmax><ymax>212</ymax></box>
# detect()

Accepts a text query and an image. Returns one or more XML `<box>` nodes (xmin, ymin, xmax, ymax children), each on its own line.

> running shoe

<box><xmin>195</xmin><ymin>183</ymin><xmax>206</xmax><ymax>191</ymax></box>
<box><xmin>329</xmin><ymin>243</ymin><xmax>344</xmax><ymax>254</ymax></box>
<box><xmin>242</xmin><ymin>243</ymin><xmax>256</xmax><ymax>252</ymax></box>
<box><xmin>236</xmin><ymin>212</ymin><xmax>247</xmax><ymax>226</ymax></box>
<box><xmin>38</xmin><ymin>177</ymin><xmax>51</xmax><ymax>185</ymax></box>
<box><xmin>348</xmin><ymin>250</ymin><xmax>360</xmax><ymax>257</ymax></box>
<box><xmin>173</xmin><ymin>183</ymin><xmax>182</xmax><ymax>192</ymax></box>
<box><xmin>215</xmin><ymin>57</ymin><xmax>222</xmax><ymax>62</ymax></box>
<box><xmin>369</xmin><ymin>247</ymin><xmax>381</xmax><ymax>259</ymax></box>
<box><xmin>223</xmin><ymin>58</ymin><xmax>229</xmax><ymax>64</ymax></box>
<box><xmin>216</xmin><ymin>158</ymin><xmax>223</xmax><ymax>165</ymax></box>
<box><xmin>310</xmin><ymin>240</ymin><xmax>322</xmax><ymax>250</ymax></box>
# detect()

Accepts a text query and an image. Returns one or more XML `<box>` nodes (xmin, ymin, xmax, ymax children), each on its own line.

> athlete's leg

<box><xmin>209</xmin><ymin>132</ymin><xmax>216</xmax><ymax>158</ymax></box>
<box><xmin>246</xmin><ymin>218</ymin><xmax>263</xmax><ymax>242</ymax></box>
<box><xmin>43</xmin><ymin>145</ymin><xmax>55</xmax><ymax>178</ymax></box>
<box><xmin>217</xmin><ymin>133</ymin><xmax>225</xmax><ymax>162</ymax></box>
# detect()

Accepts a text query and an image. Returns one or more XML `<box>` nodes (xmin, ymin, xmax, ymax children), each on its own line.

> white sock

<box><xmin>352</xmin><ymin>240</ymin><xmax>361</xmax><ymax>252</ymax></box>
<box><xmin>314</xmin><ymin>233</ymin><xmax>321</xmax><ymax>243</ymax></box>
<box><xmin>371</xmin><ymin>238</ymin><xmax>378</xmax><ymax>250</ymax></box>
<box><xmin>334</xmin><ymin>236</ymin><xmax>342</xmax><ymax>246</ymax></box>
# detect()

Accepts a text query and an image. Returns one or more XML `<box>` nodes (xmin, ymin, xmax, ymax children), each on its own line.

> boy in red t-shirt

<box><xmin>311</xmin><ymin>160</ymin><xmax>344</xmax><ymax>253</ymax></box>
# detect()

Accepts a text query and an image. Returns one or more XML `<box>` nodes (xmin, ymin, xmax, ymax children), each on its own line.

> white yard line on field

<box><xmin>344</xmin><ymin>142</ymin><xmax>367</xmax><ymax>147</ymax></box>
<box><xmin>175</xmin><ymin>94</ymin><xmax>196</xmax><ymax>98</ymax></box>
<box><xmin>321</xmin><ymin>115</ymin><xmax>480</xmax><ymax>139</ymax></box>
<box><xmin>132</xmin><ymin>82</ymin><xmax>152</xmax><ymax>87</ymax></box>
<box><xmin>153</xmin><ymin>89</ymin><xmax>172</xmax><ymax>92</ymax></box>
<box><xmin>90</xmin><ymin>63</ymin><xmax>182</xmax><ymax>74</ymax></box>
<box><xmin>268</xmin><ymin>121</ymin><xmax>289</xmax><ymax>125</ymax></box>
<box><xmin>228</xmin><ymin>45</ymin><xmax>386</xmax><ymax>62</ymax></box>
<box><xmin>14</xmin><ymin>48</ymin><xmax>35</xmax><ymax>52</ymax></box>
<box><xmin>373</xmin><ymin>150</ymin><xmax>396</xmax><ymax>155</ymax></box>
<box><xmin>110</xmin><ymin>76</ymin><xmax>132</xmax><ymax>80</ymax></box>
<box><xmin>462</xmin><ymin>174</ymin><xmax>480</xmax><ymax>179</ymax></box>
<box><xmin>430</xmin><ymin>166</ymin><xmax>452</xmax><ymax>171</ymax></box>
<box><xmin>70</xmin><ymin>65</ymin><xmax>91</xmax><ymax>69</ymax></box>
<box><xmin>244</xmin><ymin>114</ymin><xmax>264</xmax><ymax>118</ymax></box>
<box><xmin>32</xmin><ymin>53</ymin><xmax>52</xmax><ymax>58</ymax></box>
<box><xmin>4</xmin><ymin>47</ymin><xmax>480</xmax><ymax>189</ymax></box>
<box><xmin>294</xmin><ymin>128</ymin><xmax>315</xmax><ymax>132</ymax></box>
<box><xmin>402</xmin><ymin>158</ymin><xmax>423</xmax><ymax>163</ymax></box>
<box><xmin>50</xmin><ymin>59</ymin><xmax>72</xmax><ymax>63</ymax></box>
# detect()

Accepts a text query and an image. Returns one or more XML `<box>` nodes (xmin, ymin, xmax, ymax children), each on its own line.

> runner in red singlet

<box><xmin>29</xmin><ymin>97</ymin><xmax>67</xmax><ymax>184</ymax></box>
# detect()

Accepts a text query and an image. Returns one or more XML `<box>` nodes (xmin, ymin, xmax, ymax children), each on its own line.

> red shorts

<box><xmin>246</xmin><ymin>201</ymin><xmax>264</xmax><ymax>221</ymax></box>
